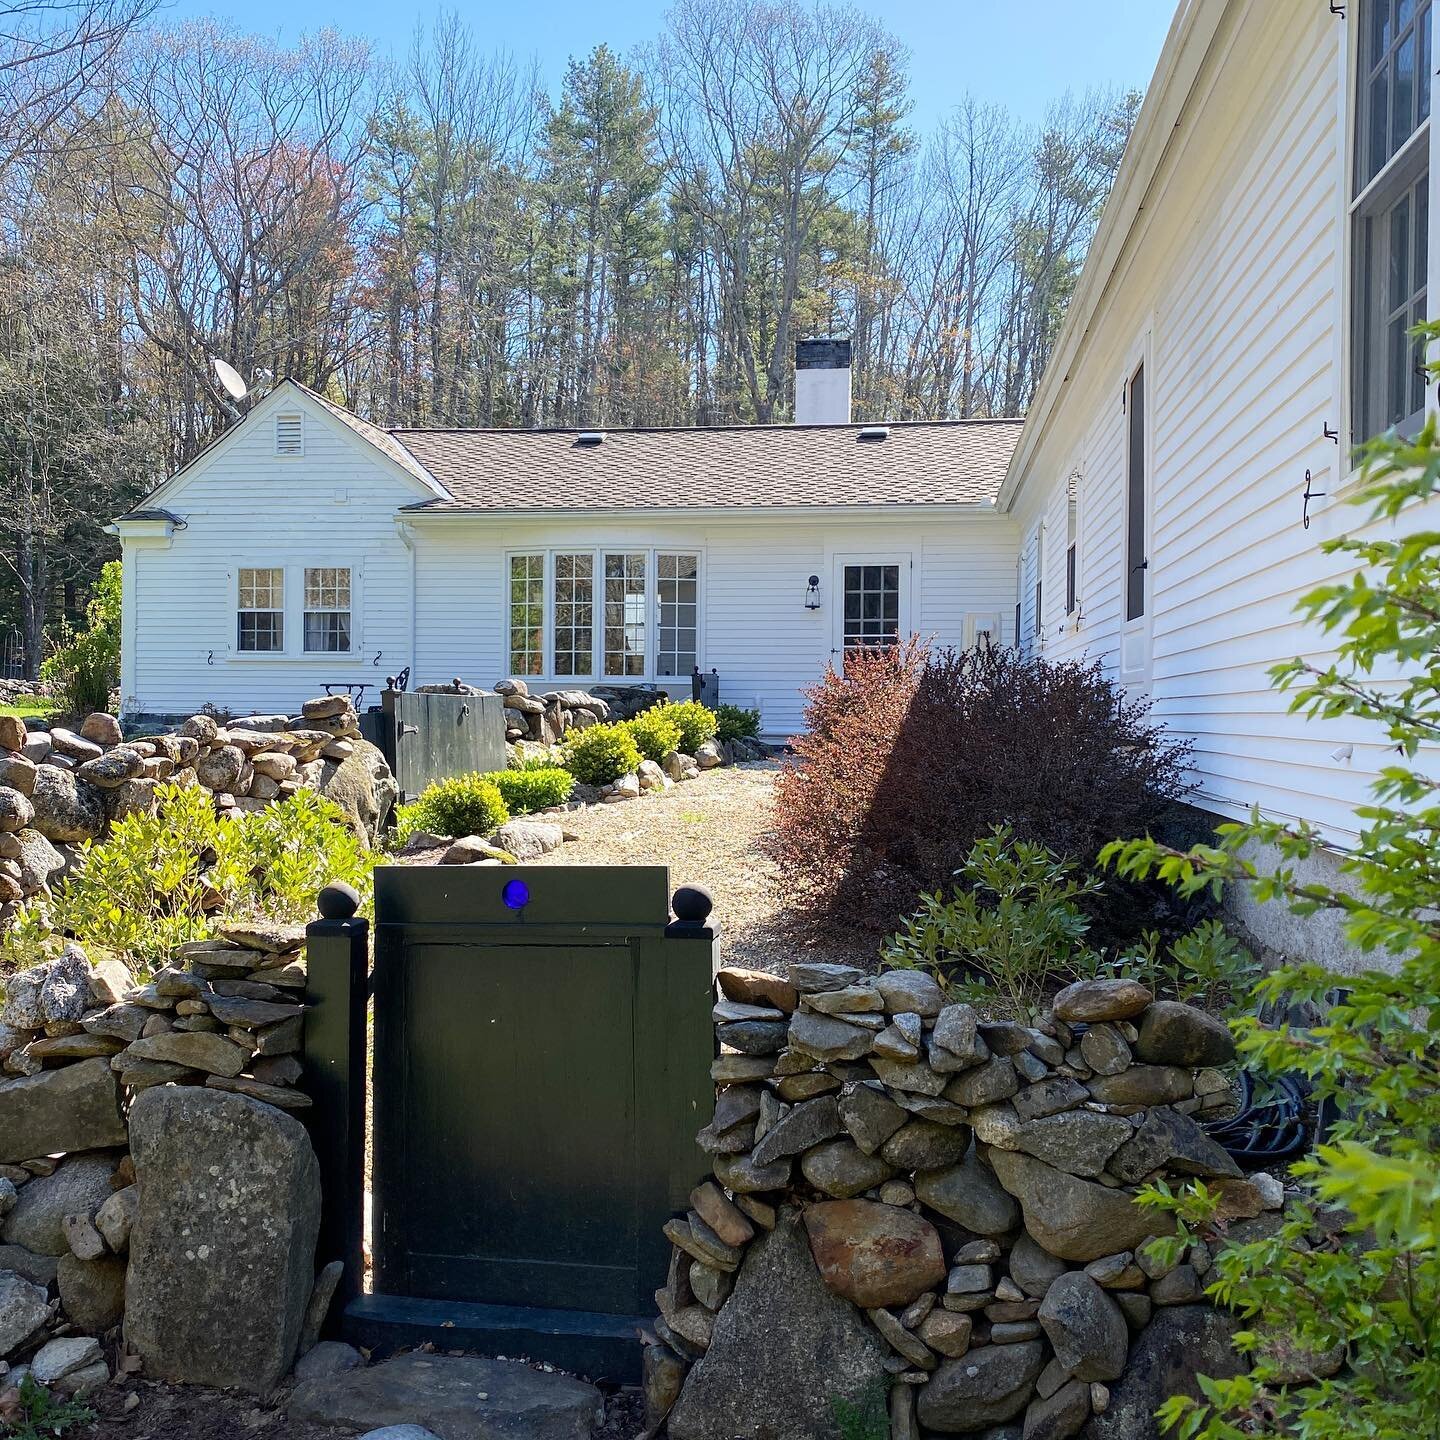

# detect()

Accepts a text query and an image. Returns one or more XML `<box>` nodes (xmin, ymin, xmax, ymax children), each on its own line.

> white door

<box><xmin>831</xmin><ymin>554</ymin><xmax>912</xmax><ymax>665</ymax></box>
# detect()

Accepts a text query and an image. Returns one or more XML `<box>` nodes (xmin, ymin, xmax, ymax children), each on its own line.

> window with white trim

<box><xmin>553</xmin><ymin>553</ymin><xmax>595</xmax><ymax>677</ymax></box>
<box><xmin>657</xmin><ymin>553</ymin><xmax>699</xmax><ymax>677</ymax></box>
<box><xmin>1065</xmin><ymin>473</ymin><xmax>1079</xmax><ymax>616</ymax></box>
<box><xmin>1353</xmin><ymin>0</ymin><xmax>1432</xmax><ymax>442</ymax></box>
<box><xmin>603</xmin><ymin>552</ymin><xmax>648</xmax><ymax>677</ymax></box>
<box><xmin>509</xmin><ymin>553</ymin><xmax>545</xmax><ymax>676</ymax></box>
<box><xmin>304</xmin><ymin>567</ymin><xmax>352</xmax><ymax>653</ymax></box>
<box><xmin>275</xmin><ymin>412</ymin><xmax>304</xmax><ymax>456</ymax></box>
<box><xmin>238</xmin><ymin>568</ymin><xmax>284</xmax><ymax>652</ymax></box>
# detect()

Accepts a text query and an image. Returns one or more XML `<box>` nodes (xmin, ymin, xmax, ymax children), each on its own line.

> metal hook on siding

<box><xmin>1302</xmin><ymin>469</ymin><xmax>1326</xmax><ymax>529</ymax></box>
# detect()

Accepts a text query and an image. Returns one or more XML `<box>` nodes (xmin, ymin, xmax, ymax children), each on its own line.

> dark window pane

<box><xmin>1421</xmin><ymin>6</ymin><xmax>1433</xmax><ymax>122</ymax></box>
<box><xmin>1369</xmin><ymin>68</ymin><xmax>1391</xmax><ymax>181</ymax></box>
<box><xmin>1418</xmin><ymin>181</ymin><xmax>1429</xmax><ymax>293</ymax></box>
<box><xmin>1389</xmin><ymin>312</ymin><xmax>1410</xmax><ymax>423</ymax></box>
<box><xmin>1125</xmin><ymin>364</ymin><xmax>1147</xmax><ymax>621</ymax></box>
<box><xmin>1395</xmin><ymin>33</ymin><xmax>1416</xmax><ymax>147</ymax></box>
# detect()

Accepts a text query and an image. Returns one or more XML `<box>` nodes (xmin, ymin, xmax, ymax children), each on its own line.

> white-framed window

<box><xmin>657</xmin><ymin>552</ymin><xmax>699</xmax><ymax>677</ymax></box>
<box><xmin>304</xmin><ymin>567</ymin><xmax>352</xmax><ymax>653</ymax></box>
<box><xmin>1065</xmin><ymin>471</ymin><xmax>1079</xmax><ymax>616</ymax></box>
<box><xmin>509</xmin><ymin>553</ymin><xmax>545</xmax><ymax>676</ymax></box>
<box><xmin>1033</xmin><ymin>522</ymin><xmax>1044</xmax><ymax>639</ymax></box>
<box><xmin>237</xmin><ymin>567</ymin><xmax>284</xmax><ymax>652</ymax></box>
<box><xmin>503</xmin><ymin>548</ymin><xmax>702</xmax><ymax>680</ymax></box>
<box><xmin>275</xmin><ymin>412</ymin><xmax>305</xmax><ymax>456</ymax></box>
<box><xmin>1124</xmin><ymin>361</ymin><xmax>1147</xmax><ymax>623</ymax></box>
<box><xmin>1352</xmin><ymin>0</ymin><xmax>1432</xmax><ymax>442</ymax></box>
<box><xmin>553</xmin><ymin>552</ymin><xmax>595</xmax><ymax>677</ymax></box>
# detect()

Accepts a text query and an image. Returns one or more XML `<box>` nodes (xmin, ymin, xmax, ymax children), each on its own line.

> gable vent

<box><xmin>858</xmin><ymin>425</ymin><xmax>890</xmax><ymax>441</ymax></box>
<box><xmin>575</xmin><ymin>431</ymin><xmax>606</xmax><ymax>447</ymax></box>
<box><xmin>275</xmin><ymin>413</ymin><xmax>304</xmax><ymax>456</ymax></box>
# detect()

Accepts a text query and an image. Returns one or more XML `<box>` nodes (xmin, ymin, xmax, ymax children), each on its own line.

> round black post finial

<box><xmin>317</xmin><ymin>881</ymin><xmax>361</xmax><ymax>920</ymax></box>
<box><xmin>671</xmin><ymin>884</ymin><xmax>714</xmax><ymax>926</ymax></box>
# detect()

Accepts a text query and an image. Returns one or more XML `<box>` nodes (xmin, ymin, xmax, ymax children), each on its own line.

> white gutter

<box><xmin>394</xmin><ymin>517</ymin><xmax>417</xmax><ymax>680</ymax></box>
<box><xmin>996</xmin><ymin>0</ymin><xmax>1229</xmax><ymax>512</ymax></box>
<box><xmin>398</xmin><ymin>501</ymin><xmax>1003</xmax><ymax>524</ymax></box>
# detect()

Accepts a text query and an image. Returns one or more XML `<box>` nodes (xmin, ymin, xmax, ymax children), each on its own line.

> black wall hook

<box><xmin>1302</xmin><ymin>469</ymin><xmax>1326</xmax><ymax>529</ymax></box>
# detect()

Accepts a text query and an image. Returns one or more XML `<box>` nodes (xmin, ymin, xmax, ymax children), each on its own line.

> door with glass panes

<box><xmin>832</xmin><ymin>555</ymin><xmax>910</xmax><ymax>666</ymax></box>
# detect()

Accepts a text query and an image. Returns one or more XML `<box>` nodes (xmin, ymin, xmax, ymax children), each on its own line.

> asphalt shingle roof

<box><xmin>389</xmin><ymin>419</ymin><xmax>1023</xmax><ymax>512</ymax></box>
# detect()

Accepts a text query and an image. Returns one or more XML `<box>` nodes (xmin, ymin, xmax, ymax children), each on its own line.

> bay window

<box><xmin>505</xmin><ymin>548</ymin><xmax>701</xmax><ymax>680</ymax></box>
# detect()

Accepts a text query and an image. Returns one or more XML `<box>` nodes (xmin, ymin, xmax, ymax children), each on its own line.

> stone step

<box><xmin>288</xmin><ymin>1352</ymin><xmax>603</xmax><ymax>1440</ymax></box>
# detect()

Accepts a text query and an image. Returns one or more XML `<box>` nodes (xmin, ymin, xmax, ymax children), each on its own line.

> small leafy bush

<box><xmin>714</xmin><ymin>703</ymin><xmax>761</xmax><ymax>743</ymax></box>
<box><xmin>561</xmin><ymin>722</ymin><xmax>642</xmax><ymax>786</ymax></box>
<box><xmin>664</xmin><ymin>699</ymin><xmax>718</xmax><ymax>752</ymax></box>
<box><xmin>0</xmin><ymin>1375</ymin><xmax>94</xmax><ymax>1438</ymax></box>
<box><xmin>768</xmin><ymin>640</ymin><xmax>1193</xmax><ymax>946</ymax></box>
<box><xmin>487</xmin><ymin>765</ymin><xmax>573</xmax><ymax>814</ymax></box>
<box><xmin>40</xmin><ymin>559</ymin><xmax>121</xmax><ymax>716</ymax></box>
<box><xmin>1102</xmin><ymin>345</ymin><xmax>1440</xmax><ymax>1440</ymax></box>
<box><xmin>624</xmin><ymin>707</ymin><xmax>683</xmax><ymax>762</ymax></box>
<box><xmin>0</xmin><ymin>783</ymin><xmax>373</xmax><ymax>973</ymax></box>
<box><xmin>394</xmin><ymin>773</ymin><xmax>509</xmax><ymax>843</ymax></box>
<box><xmin>1108</xmin><ymin>918</ymin><xmax>1259</xmax><ymax>1019</ymax></box>
<box><xmin>883</xmin><ymin>827</ymin><xmax>1101</xmax><ymax>1016</ymax></box>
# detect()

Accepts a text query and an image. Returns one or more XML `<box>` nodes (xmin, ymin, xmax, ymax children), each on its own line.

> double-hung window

<box><xmin>237</xmin><ymin>568</ymin><xmax>284</xmax><ymax>652</ymax></box>
<box><xmin>304</xmin><ymin>567</ymin><xmax>352</xmax><ymax>653</ymax></box>
<box><xmin>505</xmin><ymin>549</ymin><xmax>701</xmax><ymax>679</ymax></box>
<box><xmin>1353</xmin><ymin>0</ymin><xmax>1433</xmax><ymax>442</ymax></box>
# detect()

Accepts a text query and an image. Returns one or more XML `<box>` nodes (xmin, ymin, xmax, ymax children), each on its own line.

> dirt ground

<box><xmin>75</xmin><ymin>1370</ymin><xmax>645</xmax><ymax>1440</ymax></box>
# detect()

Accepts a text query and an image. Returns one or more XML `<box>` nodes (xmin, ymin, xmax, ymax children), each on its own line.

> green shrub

<box><xmin>1107</xmin><ymin>918</ymin><xmax>1258</xmax><ymax>1020</ymax></box>
<box><xmin>883</xmin><ymin>825</ymin><xmax>1101</xmax><ymax>1017</ymax></box>
<box><xmin>0</xmin><ymin>783</ymin><xmax>374</xmax><ymax>974</ymax></box>
<box><xmin>40</xmin><ymin>560</ymin><xmax>121</xmax><ymax>716</ymax></box>
<box><xmin>1</xmin><ymin>1375</ymin><xmax>94</xmax><ymax>1438</ymax></box>
<box><xmin>624</xmin><ymin>707</ymin><xmax>683</xmax><ymax>762</ymax></box>
<box><xmin>714</xmin><ymin>703</ymin><xmax>761</xmax><ymax>743</ymax></box>
<box><xmin>664</xmin><ymin>699</ymin><xmax>719</xmax><ymax>752</ymax></box>
<box><xmin>394</xmin><ymin>773</ymin><xmax>509</xmax><ymax>843</ymax></box>
<box><xmin>487</xmin><ymin>766</ymin><xmax>573</xmax><ymax>814</ymax></box>
<box><xmin>562</xmin><ymin>722</ymin><xmax>642</xmax><ymax>785</ymax></box>
<box><xmin>1104</xmin><ymin>338</ymin><xmax>1440</xmax><ymax>1440</ymax></box>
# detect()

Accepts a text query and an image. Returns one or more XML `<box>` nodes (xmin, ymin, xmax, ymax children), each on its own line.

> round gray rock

<box><xmin>917</xmin><ymin>1339</ymin><xmax>1046</xmax><ymax>1431</ymax></box>
<box><xmin>27</xmin><ymin>764</ymin><xmax>105</xmax><ymax>842</ymax></box>
<box><xmin>2</xmin><ymin>1151</ymin><xmax>121</xmax><ymax>1256</ymax></box>
<box><xmin>1038</xmin><ymin>1272</ymin><xmax>1129</xmax><ymax>1382</ymax></box>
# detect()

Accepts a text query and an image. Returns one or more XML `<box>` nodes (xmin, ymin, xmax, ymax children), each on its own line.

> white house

<box><xmin>113</xmin><ymin>345</ymin><xmax>1023</xmax><ymax>739</ymax></box>
<box><xmin>115</xmin><ymin>0</ymin><xmax>1436</xmax><ymax>967</ymax></box>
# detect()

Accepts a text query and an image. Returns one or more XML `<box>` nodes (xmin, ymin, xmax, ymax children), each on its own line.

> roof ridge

<box><xmin>386</xmin><ymin>416</ymin><xmax>1024</xmax><ymax>437</ymax></box>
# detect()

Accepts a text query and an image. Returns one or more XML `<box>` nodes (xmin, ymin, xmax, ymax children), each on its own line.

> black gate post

<box><xmin>303</xmin><ymin>884</ymin><xmax>369</xmax><ymax>1331</ymax></box>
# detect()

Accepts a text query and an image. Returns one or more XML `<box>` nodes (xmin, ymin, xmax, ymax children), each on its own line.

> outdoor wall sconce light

<box><xmin>804</xmin><ymin>575</ymin><xmax>821</xmax><ymax>609</ymax></box>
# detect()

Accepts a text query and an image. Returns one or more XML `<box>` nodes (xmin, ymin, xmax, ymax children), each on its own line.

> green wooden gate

<box><xmin>303</xmin><ymin>864</ymin><xmax>715</xmax><ymax>1380</ymax></box>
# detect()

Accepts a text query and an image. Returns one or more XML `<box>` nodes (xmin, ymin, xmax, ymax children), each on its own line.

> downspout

<box><xmin>395</xmin><ymin>517</ymin><xmax>417</xmax><ymax>683</ymax></box>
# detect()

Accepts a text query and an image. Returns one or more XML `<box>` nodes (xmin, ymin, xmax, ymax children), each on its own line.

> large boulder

<box><xmin>1134</xmin><ymin>1001</ymin><xmax>1236</xmax><ymax>1068</ymax></box>
<box><xmin>803</xmin><ymin>1199</ymin><xmax>946</xmax><ymax>1308</ymax></box>
<box><xmin>0</xmin><ymin>1270</ymin><xmax>50</xmax><ymax>1358</ymax></box>
<box><xmin>125</xmin><ymin>1086</ymin><xmax>321</xmax><ymax>1393</ymax></box>
<box><xmin>0</xmin><ymin>1057</ymin><xmax>128</xmax><ymax>1163</ymax></box>
<box><xmin>2</xmin><ymin>1152</ymin><xmax>122</xmax><ymax>1255</ymax></box>
<box><xmin>289</xmin><ymin>1352</ymin><xmax>601</xmax><ymax>1440</ymax></box>
<box><xmin>917</xmin><ymin>1339</ymin><xmax>1047</xmax><ymax>1432</ymax></box>
<box><xmin>1081</xmin><ymin>1305</ymin><xmax>1245</xmax><ymax>1439</ymax></box>
<box><xmin>1038</xmin><ymin>1272</ymin><xmax>1129</xmax><ymax>1382</ymax></box>
<box><xmin>317</xmin><ymin>739</ymin><xmax>397</xmax><ymax>846</ymax></box>
<box><xmin>57</xmin><ymin>1252</ymin><xmax>126</xmax><ymax>1332</ymax></box>
<box><xmin>667</xmin><ymin>1207</ymin><xmax>889</xmax><ymax>1440</ymax></box>
<box><xmin>914</xmin><ymin>1144</ymin><xmax>1021</xmax><ymax>1236</ymax></box>
<box><xmin>988</xmin><ymin>1150</ymin><xmax>1168</xmax><ymax>1262</ymax></box>
<box><xmin>12</xmin><ymin>828</ymin><xmax>64</xmax><ymax>893</ymax></box>
<box><xmin>27</xmin><ymin>764</ymin><xmax>105</xmax><ymax>843</ymax></box>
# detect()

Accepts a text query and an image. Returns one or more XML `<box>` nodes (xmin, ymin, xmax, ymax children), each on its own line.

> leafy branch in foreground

<box><xmin>1101</xmin><ymin>324</ymin><xmax>1440</xmax><ymax>1440</ymax></box>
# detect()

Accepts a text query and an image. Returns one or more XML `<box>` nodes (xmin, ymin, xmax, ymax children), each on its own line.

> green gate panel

<box><xmin>315</xmin><ymin>863</ymin><xmax>716</xmax><ymax>1381</ymax></box>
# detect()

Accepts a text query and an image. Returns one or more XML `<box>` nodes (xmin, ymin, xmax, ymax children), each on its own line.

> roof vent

<box><xmin>575</xmin><ymin>431</ymin><xmax>606</xmax><ymax>447</ymax></box>
<box><xmin>275</xmin><ymin>412</ymin><xmax>304</xmax><ymax>456</ymax></box>
<box><xmin>858</xmin><ymin>425</ymin><xmax>890</xmax><ymax>441</ymax></box>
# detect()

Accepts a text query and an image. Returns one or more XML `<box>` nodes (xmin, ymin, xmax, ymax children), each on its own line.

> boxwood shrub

<box><xmin>487</xmin><ymin>765</ymin><xmax>573</xmax><ymax>814</ymax></box>
<box><xmin>562</xmin><ymin>722</ymin><xmax>642</xmax><ymax>786</ymax></box>
<box><xmin>714</xmin><ymin>704</ymin><xmax>761</xmax><ymax>743</ymax></box>
<box><xmin>623</xmin><ymin>708</ymin><xmax>683</xmax><ymax>763</ymax></box>
<box><xmin>395</xmin><ymin>774</ymin><xmax>509</xmax><ymax>843</ymax></box>
<box><xmin>664</xmin><ymin>699</ymin><xmax>719</xmax><ymax>753</ymax></box>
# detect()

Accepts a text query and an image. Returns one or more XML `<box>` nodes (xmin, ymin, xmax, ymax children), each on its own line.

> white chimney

<box><xmin>794</xmin><ymin>338</ymin><xmax>852</xmax><ymax>425</ymax></box>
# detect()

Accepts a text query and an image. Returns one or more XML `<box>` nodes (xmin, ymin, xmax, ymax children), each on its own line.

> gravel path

<box><xmin>529</xmin><ymin>761</ymin><xmax>871</xmax><ymax>973</ymax></box>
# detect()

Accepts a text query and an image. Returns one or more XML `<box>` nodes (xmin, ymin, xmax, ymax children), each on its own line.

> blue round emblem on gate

<box><xmin>502</xmin><ymin>878</ymin><xmax>530</xmax><ymax>911</ymax></box>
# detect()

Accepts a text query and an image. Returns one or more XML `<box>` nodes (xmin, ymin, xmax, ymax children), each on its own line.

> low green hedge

<box><xmin>624</xmin><ymin>708</ymin><xmax>683</xmax><ymax>763</ymax></box>
<box><xmin>489</xmin><ymin>765</ymin><xmax>573</xmax><ymax>814</ymax></box>
<box><xmin>562</xmin><ymin>723</ymin><xmax>643</xmax><ymax>786</ymax></box>
<box><xmin>396</xmin><ymin>774</ymin><xmax>509</xmax><ymax>842</ymax></box>
<box><xmin>715</xmin><ymin>704</ymin><xmax>761</xmax><ymax>743</ymax></box>
<box><xmin>664</xmin><ymin>699</ymin><xmax>719</xmax><ymax>752</ymax></box>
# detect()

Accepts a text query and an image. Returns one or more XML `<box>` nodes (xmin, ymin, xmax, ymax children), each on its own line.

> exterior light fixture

<box><xmin>502</xmin><ymin>878</ymin><xmax>530</xmax><ymax>911</ymax></box>
<box><xmin>804</xmin><ymin>575</ymin><xmax>821</xmax><ymax>610</ymax></box>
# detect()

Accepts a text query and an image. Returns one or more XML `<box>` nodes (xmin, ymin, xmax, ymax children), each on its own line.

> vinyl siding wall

<box><xmin>409</xmin><ymin>513</ymin><xmax>1019</xmax><ymax>739</ymax></box>
<box><xmin>121</xmin><ymin>396</ymin><xmax>420</xmax><ymax>717</ymax></box>
<box><xmin>1010</xmin><ymin>0</ymin><xmax>1437</xmax><ymax>844</ymax></box>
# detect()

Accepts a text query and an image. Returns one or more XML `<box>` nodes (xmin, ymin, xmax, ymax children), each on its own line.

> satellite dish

<box><xmin>212</xmin><ymin>357</ymin><xmax>248</xmax><ymax>403</ymax></box>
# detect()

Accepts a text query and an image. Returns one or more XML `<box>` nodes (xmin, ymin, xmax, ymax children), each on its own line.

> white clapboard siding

<box><xmin>120</xmin><ymin>390</ymin><xmax>420</xmax><ymax>716</ymax></box>
<box><xmin>1007</xmin><ymin>0</ymin><xmax>1433</xmax><ymax>844</ymax></box>
<box><xmin>409</xmin><ymin>513</ymin><xmax>1018</xmax><ymax>740</ymax></box>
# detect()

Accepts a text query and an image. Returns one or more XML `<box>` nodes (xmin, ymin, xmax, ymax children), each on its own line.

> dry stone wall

<box><xmin>0</xmin><ymin>695</ymin><xmax>396</xmax><ymax>930</ymax></box>
<box><xmin>647</xmin><ymin>966</ymin><xmax>1273</xmax><ymax>1440</ymax></box>
<box><xmin>0</xmin><ymin>927</ymin><xmax>327</xmax><ymax>1401</ymax></box>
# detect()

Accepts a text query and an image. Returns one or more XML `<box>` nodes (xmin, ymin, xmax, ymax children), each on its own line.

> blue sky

<box><xmin>161</xmin><ymin>0</ymin><xmax>1176</xmax><ymax>133</ymax></box>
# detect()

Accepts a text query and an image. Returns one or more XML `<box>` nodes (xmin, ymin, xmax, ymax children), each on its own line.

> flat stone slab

<box><xmin>288</xmin><ymin>1353</ymin><xmax>602</xmax><ymax>1440</ymax></box>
